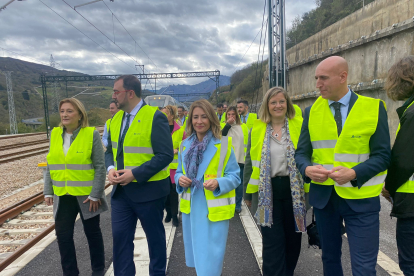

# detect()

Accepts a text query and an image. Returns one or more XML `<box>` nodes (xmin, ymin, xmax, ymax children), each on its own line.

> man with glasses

<box><xmin>105</xmin><ymin>75</ymin><xmax>173</xmax><ymax>276</ymax></box>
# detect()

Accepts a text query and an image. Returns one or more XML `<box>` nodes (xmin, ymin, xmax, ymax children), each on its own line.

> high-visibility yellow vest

<box><xmin>293</xmin><ymin>104</ymin><xmax>303</xmax><ymax>118</ymax></box>
<box><xmin>216</xmin><ymin>112</ymin><xmax>226</xmax><ymax>123</ymax></box>
<box><xmin>179</xmin><ymin>136</ymin><xmax>236</xmax><ymax>222</ymax></box>
<box><xmin>308</xmin><ymin>95</ymin><xmax>387</xmax><ymax>199</ymax></box>
<box><xmin>246</xmin><ymin>117</ymin><xmax>303</xmax><ymax>194</ymax></box>
<box><xmin>110</xmin><ymin>105</ymin><xmax>169</xmax><ymax>182</ymax></box>
<box><xmin>105</xmin><ymin>118</ymin><xmax>111</xmax><ymax>131</ymax></box>
<box><xmin>395</xmin><ymin>101</ymin><xmax>414</xmax><ymax>193</ymax></box>
<box><xmin>47</xmin><ymin>127</ymin><xmax>95</xmax><ymax>196</ymax></box>
<box><xmin>169</xmin><ymin>126</ymin><xmax>185</xmax><ymax>170</ymax></box>
<box><xmin>245</xmin><ymin>113</ymin><xmax>258</xmax><ymax>130</ymax></box>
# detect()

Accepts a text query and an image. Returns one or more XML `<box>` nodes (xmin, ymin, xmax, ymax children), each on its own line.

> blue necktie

<box><xmin>117</xmin><ymin>114</ymin><xmax>131</xmax><ymax>170</ymax></box>
<box><xmin>120</xmin><ymin>114</ymin><xmax>131</xmax><ymax>143</ymax></box>
<box><xmin>331</xmin><ymin>102</ymin><xmax>342</xmax><ymax>136</ymax></box>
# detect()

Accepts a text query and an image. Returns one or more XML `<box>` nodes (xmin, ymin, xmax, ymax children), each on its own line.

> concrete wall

<box><xmin>282</xmin><ymin>0</ymin><xmax>414</xmax><ymax>142</ymax></box>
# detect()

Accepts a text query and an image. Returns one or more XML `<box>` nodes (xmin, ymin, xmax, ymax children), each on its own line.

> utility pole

<box><xmin>3</xmin><ymin>71</ymin><xmax>18</xmax><ymax>134</ymax></box>
<box><xmin>50</xmin><ymin>55</ymin><xmax>60</xmax><ymax>112</ymax></box>
<box><xmin>268</xmin><ymin>0</ymin><xmax>287</xmax><ymax>89</ymax></box>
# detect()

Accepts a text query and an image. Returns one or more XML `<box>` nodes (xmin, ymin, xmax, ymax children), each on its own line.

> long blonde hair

<box><xmin>258</xmin><ymin>87</ymin><xmax>295</xmax><ymax>123</ymax></box>
<box><xmin>59</xmin><ymin>98</ymin><xmax>89</xmax><ymax>128</ymax></box>
<box><xmin>186</xmin><ymin>99</ymin><xmax>221</xmax><ymax>139</ymax></box>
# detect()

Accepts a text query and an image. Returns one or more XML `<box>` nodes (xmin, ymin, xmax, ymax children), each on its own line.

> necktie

<box><xmin>331</xmin><ymin>102</ymin><xmax>342</xmax><ymax>136</ymax></box>
<box><xmin>242</xmin><ymin>115</ymin><xmax>246</xmax><ymax>124</ymax></box>
<box><xmin>120</xmin><ymin>114</ymin><xmax>131</xmax><ymax>144</ymax></box>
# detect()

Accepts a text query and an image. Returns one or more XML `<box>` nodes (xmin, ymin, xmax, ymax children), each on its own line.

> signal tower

<box><xmin>3</xmin><ymin>71</ymin><xmax>18</xmax><ymax>134</ymax></box>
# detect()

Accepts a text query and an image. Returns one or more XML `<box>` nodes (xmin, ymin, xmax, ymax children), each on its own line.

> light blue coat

<box><xmin>175</xmin><ymin>136</ymin><xmax>240</xmax><ymax>276</ymax></box>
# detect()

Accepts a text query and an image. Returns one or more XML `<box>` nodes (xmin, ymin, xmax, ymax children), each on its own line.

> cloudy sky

<box><xmin>0</xmin><ymin>0</ymin><xmax>316</xmax><ymax>87</ymax></box>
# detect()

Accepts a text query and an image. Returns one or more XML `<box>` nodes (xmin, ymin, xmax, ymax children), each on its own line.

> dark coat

<box><xmin>105</xmin><ymin>101</ymin><xmax>174</xmax><ymax>203</ymax></box>
<box><xmin>294</xmin><ymin>92</ymin><xmax>391</xmax><ymax>212</ymax></box>
<box><xmin>385</xmin><ymin>94</ymin><xmax>414</xmax><ymax>218</ymax></box>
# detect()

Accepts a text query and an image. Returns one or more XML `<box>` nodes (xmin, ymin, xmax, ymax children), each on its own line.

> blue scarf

<box><xmin>184</xmin><ymin>130</ymin><xmax>213</xmax><ymax>191</ymax></box>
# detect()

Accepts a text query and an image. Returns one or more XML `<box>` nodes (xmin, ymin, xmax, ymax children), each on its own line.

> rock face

<box><xmin>273</xmin><ymin>0</ymin><xmax>414</xmax><ymax>142</ymax></box>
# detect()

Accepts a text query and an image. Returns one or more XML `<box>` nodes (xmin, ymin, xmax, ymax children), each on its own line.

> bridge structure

<box><xmin>40</xmin><ymin>70</ymin><xmax>220</xmax><ymax>137</ymax></box>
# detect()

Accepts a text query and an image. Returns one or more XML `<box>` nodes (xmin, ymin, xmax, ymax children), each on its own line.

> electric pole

<box><xmin>268</xmin><ymin>0</ymin><xmax>287</xmax><ymax>89</ymax></box>
<box><xmin>50</xmin><ymin>54</ymin><xmax>60</xmax><ymax>112</ymax></box>
<box><xmin>3</xmin><ymin>71</ymin><xmax>18</xmax><ymax>134</ymax></box>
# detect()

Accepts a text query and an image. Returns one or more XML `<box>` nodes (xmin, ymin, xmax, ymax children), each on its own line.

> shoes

<box><xmin>235</xmin><ymin>209</ymin><xmax>242</xmax><ymax>214</ymax></box>
<box><xmin>172</xmin><ymin>216</ymin><xmax>179</xmax><ymax>227</ymax></box>
<box><xmin>165</xmin><ymin>213</ymin><xmax>172</xmax><ymax>223</ymax></box>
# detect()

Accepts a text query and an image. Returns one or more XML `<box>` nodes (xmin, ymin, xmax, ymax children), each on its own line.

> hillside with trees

<box><xmin>287</xmin><ymin>0</ymin><xmax>375</xmax><ymax>49</ymax></box>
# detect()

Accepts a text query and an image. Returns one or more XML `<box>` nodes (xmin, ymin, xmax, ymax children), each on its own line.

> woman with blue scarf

<box><xmin>244</xmin><ymin>87</ymin><xmax>306</xmax><ymax>276</ymax></box>
<box><xmin>175</xmin><ymin>99</ymin><xmax>240</xmax><ymax>276</ymax></box>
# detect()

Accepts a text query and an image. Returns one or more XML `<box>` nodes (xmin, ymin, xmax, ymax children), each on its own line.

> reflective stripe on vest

<box><xmin>246</xmin><ymin>117</ymin><xmax>303</xmax><ymax>194</ymax></box>
<box><xmin>179</xmin><ymin>136</ymin><xmax>236</xmax><ymax>222</ymax></box>
<box><xmin>46</xmin><ymin>127</ymin><xmax>95</xmax><ymax>196</ymax></box>
<box><xmin>309</xmin><ymin>95</ymin><xmax>386</xmax><ymax>199</ymax></box>
<box><xmin>110</xmin><ymin>105</ymin><xmax>170</xmax><ymax>182</ymax></box>
<box><xmin>395</xmin><ymin>101</ymin><xmax>414</xmax><ymax>193</ymax></box>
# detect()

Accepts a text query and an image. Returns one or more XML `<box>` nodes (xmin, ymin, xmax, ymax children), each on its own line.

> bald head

<box><xmin>315</xmin><ymin>56</ymin><xmax>349</xmax><ymax>101</ymax></box>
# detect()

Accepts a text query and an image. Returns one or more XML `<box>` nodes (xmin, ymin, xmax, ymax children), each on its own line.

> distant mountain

<box><xmin>155</xmin><ymin>76</ymin><xmax>230</xmax><ymax>102</ymax></box>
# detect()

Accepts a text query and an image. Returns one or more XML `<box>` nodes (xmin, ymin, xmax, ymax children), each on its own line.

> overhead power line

<box><xmin>101</xmin><ymin>0</ymin><xmax>158</xmax><ymax>69</ymax></box>
<box><xmin>39</xmin><ymin>0</ymin><xmax>136</xmax><ymax>71</ymax></box>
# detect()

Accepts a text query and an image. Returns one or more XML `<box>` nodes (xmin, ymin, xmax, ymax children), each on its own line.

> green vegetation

<box><xmin>212</xmin><ymin>60</ymin><xmax>267</xmax><ymax>106</ymax></box>
<box><xmin>287</xmin><ymin>0</ymin><xmax>375</xmax><ymax>49</ymax></box>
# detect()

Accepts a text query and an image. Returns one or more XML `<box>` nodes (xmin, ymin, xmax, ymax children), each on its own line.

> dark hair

<box><xmin>178</xmin><ymin>106</ymin><xmax>185</xmax><ymax>111</ymax></box>
<box><xmin>109</xmin><ymin>100</ymin><xmax>117</xmax><ymax>106</ymax></box>
<box><xmin>217</xmin><ymin>103</ymin><xmax>223</xmax><ymax>108</ymax></box>
<box><xmin>237</xmin><ymin>100</ymin><xmax>248</xmax><ymax>106</ymax></box>
<box><xmin>114</xmin><ymin>75</ymin><xmax>142</xmax><ymax>98</ymax></box>
<box><xmin>385</xmin><ymin>56</ymin><xmax>414</xmax><ymax>101</ymax></box>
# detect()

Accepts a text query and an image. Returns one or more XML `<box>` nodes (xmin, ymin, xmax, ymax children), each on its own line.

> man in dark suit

<box><xmin>105</xmin><ymin>75</ymin><xmax>173</xmax><ymax>276</ymax></box>
<box><xmin>295</xmin><ymin>56</ymin><xmax>391</xmax><ymax>276</ymax></box>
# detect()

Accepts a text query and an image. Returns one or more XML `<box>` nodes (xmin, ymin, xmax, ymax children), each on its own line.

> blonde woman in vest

<box><xmin>44</xmin><ymin>98</ymin><xmax>108</xmax><ymax>276</ymax></box>
<box><xmin>244</xmin><ymin>87</ymin><xmax>306</xmax><ymax>276</ymax></box>
<box><xmin>221</xmin><ymin>106</ymin><xmax>248</xmax><ymax>213</ymax></box>
<box><xmin>164</xmin><ymin>105</ymin><xmax>186</xmax><ymax>227</ymax></box>
<box><xmin>175</xmin><ymin>99</ymin><xmax>240</xmax><ymax>276</ymax></box>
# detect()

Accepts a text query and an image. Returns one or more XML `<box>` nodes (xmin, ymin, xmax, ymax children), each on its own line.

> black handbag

<box><xmin>306</xmin><ymin>208</ymin><xmax>321</xmax><ymax>249</ymax></box>
<box><xmin>306</xmin><ymin>208</ymin><xmax>347</xmax><ymax>249</ymax></box>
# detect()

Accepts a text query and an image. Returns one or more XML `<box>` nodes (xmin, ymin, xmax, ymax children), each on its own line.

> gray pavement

<box><xmin>15</xmin><ymin>194</ymin><xmax>113</xmax><ymax>276</ymax></box>
<box><xmin>167</xmin><ymin>213</ymin><xmax>262</xmax><ymax>276</ymax></box>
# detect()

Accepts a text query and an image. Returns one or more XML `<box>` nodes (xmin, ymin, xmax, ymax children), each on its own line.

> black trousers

<box><xmin>261</xmin><ymin>176</ymin><xmax>302</xmax><ymax>276</ymax></box>
<box><xmin>55</xmin><ymin>195</ymin><xmax>105</xmax><ymax>276</ymax></box>
<box><xmin>397</xmin><ymin>217</ymin><xmax>414</xmax><ymax>276</ymax></box>
<box><xmin>165</xmin><ymin>177</ymin><xmax>179</xmax><ymax>218</ymax></box>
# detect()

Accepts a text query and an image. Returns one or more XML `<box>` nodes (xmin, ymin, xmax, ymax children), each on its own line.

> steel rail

<box><xmin>0</xmin><ymin>149</ymin><xmax>49</xmax><ymax>164</ymax></box>
<box><xmin>0</xmin><ymin>146</ymin><xmax>49</xmax><ymax>159</ymax></box>
<box><xmin>0</xmin><ymin>192</ymin><xmax>43</xmax><ymax>216</ymax></box>
<box><xmin>0</xmin><ymin>139</ymin><xmax>49</xmax><ymax>151</ymax></box>
<box><xmin>0</xmin><ymin>183</ymin><xmax>111</xmax><ymax>272</ymax></box>
<box><xmin>0</xmin><ymin>132</ymin><xmax>46</xmax><ymax>140</ymax></box>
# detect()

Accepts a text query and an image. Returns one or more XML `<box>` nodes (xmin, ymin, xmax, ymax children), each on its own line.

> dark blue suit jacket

<box><xmin>295</xmin><ymin>92</ymin><xmax>391</xmax><ymax>212</ymax></box>
<box><xmin>105</xmin><ymin>101</ymin><xmax>174</xmax><ymax>203</ymax></box>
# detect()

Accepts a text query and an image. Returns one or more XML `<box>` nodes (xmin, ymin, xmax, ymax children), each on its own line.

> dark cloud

<box><xmin>0</xmin><ymin>0</ymin><xmax>314</xmax><ymax>85</ymax></box>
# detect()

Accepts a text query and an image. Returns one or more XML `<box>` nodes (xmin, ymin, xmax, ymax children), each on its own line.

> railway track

<box><xmin>0</xmin><ymin>126</ymin><xmax>105</xmax><ymax>164</ymax></box>
<box><xmin>0</xmin><ymin>184</ymin><xmax>111</xmax><ymax>272</ymax></box>
<box><xmin>0</xmin><ymin>132</ymin><xmax>46</xmax><ymax>141</ymax></box>
<box><xmin>0</xmin><ymin>139</ymin><xmax>49</xmax><ymax>151</ymax></box>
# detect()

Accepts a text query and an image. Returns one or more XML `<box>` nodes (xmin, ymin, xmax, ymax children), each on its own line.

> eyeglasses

<box><xmin>112</xmin><ymin>90</ymin><xmax>132</xmax><ymax>96</ymax></box>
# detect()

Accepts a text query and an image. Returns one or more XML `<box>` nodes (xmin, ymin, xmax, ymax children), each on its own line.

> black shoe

<box><xmin>172</xmin><ymin>217</ymin><xmax>179</xmax><ymax>227</ymax></box>
<box><xmin>165</xmin><ymin>213</ymin><xmax>172</xmax><ymax>223</ymax></box>
<box><xmin>235</xmin><ymin>209</ymin><xmax>242</xmax><ymax>214</ymax></box>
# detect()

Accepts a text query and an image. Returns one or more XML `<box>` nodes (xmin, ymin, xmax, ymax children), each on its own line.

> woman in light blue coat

<box><xmin>175</xmin><ymin>99</ymin><xmax>240</xmax><ymax>276</ymax></box>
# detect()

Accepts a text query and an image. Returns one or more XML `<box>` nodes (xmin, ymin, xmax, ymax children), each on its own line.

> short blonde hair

<box><xmin>59</xmin><ymin>98</ymin><xmax>89</xmax><ymax>128</ymax></box>
<box><xmin>186</xmin><ymin>99</ymin><xmax>221</xmax><ymax>140</ymax></box>
<box><xmin>165</xmin><ymin>105</ymin><xmax>179</xmax><ymax>122</ymax></box>
<box><xmin>259</xmin><ymin>87</ymin><xmax>295</xmax><ymax>123</ymax></box>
